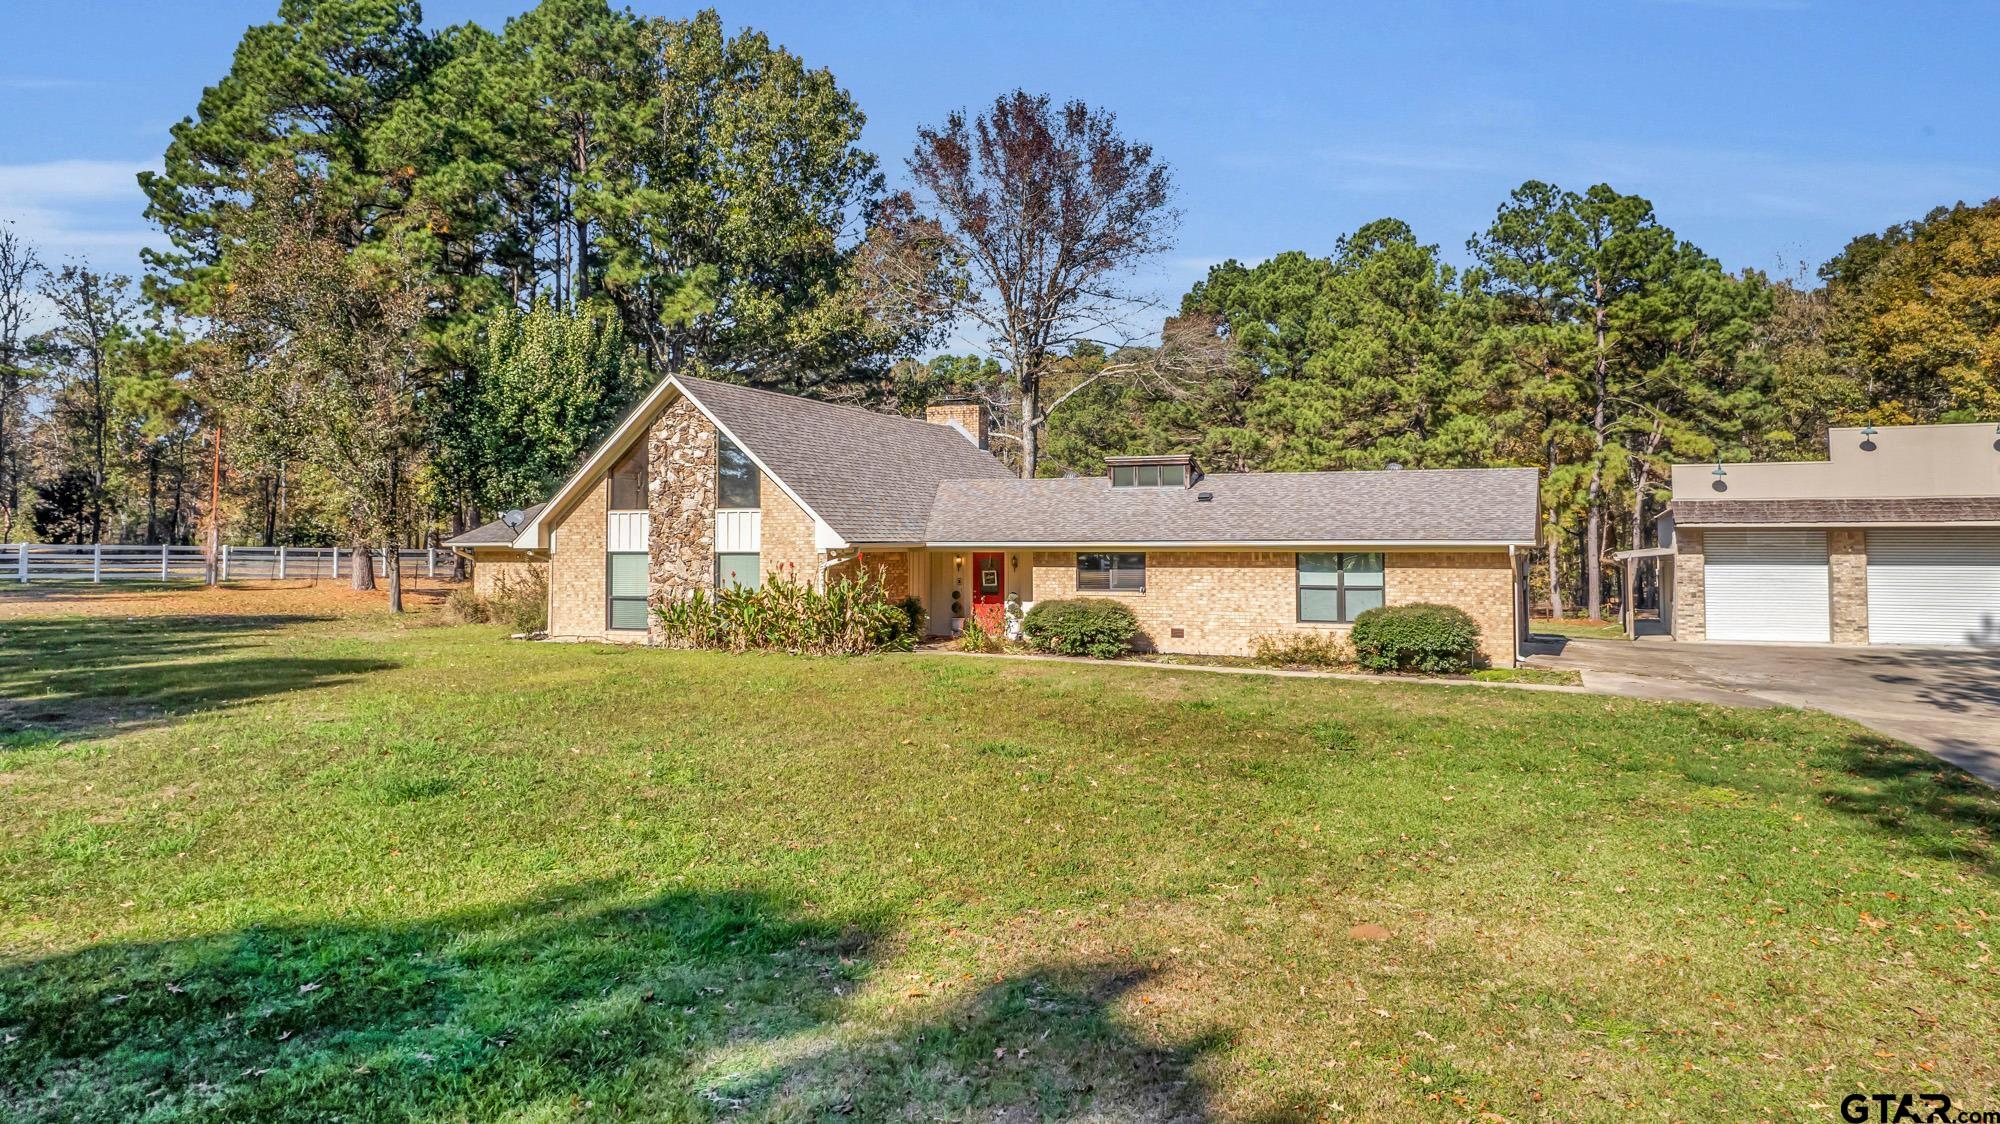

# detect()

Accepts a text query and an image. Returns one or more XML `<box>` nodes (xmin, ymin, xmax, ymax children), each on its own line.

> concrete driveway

<box><xmin>1526</xmin><ymin>637</ymin><xmax>2000</xmax><ymax>786</ymax></box>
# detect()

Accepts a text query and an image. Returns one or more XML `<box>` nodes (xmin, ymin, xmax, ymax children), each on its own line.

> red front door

<box><xmin>971</xmin><ymin>552</ymin><xmax>1005</xmax><ymax>633</ymax></box>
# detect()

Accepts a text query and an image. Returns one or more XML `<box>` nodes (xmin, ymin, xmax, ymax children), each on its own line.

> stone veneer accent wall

<box><xmin>471</xmin><ymin>550</ymin><xmax>548</xmax><ymax>599</ymax></box>
<box><xmin>1828</xmin><ymin>528</ymin><xmax>1869</xmax><ymax>643</ymax></box>
<box><xmin>1672</xmin><ymin>528</ymin><xmax>1706</xmax><ymax>641</ymax></box>
<box><xmin>546</xmin><ymin>477</ymin><xmax>611</xmax><ymax>639</ymax></box>
<box><xmin>1028</xmin><ymin>549</ymin><xmax>1517</xmax><ymax>665</ymax></box>
<box><xmin>647</xmin><ymin>397</ymin><xmax>718</xmax><ymax>643</ymax></box>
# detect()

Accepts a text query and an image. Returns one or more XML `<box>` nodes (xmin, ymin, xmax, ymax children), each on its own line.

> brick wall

<box><xmin>547</xmin><ymin>477</ymin><xmax>612</xmax><ymax>639</ymax></box>
<box><xmin>470</xmin><ymin>550</ymin><xmax>548</xmax><ymax>599</ymax></box>
<box><xmin>923</xmin><ymin>402</ymin><xmax>988</xmax><ymax>449</ymax></box>
<box><xmin>1829</xmin><ymin>528</ymin><xmax>1868</xmax><ymax>643</ymax></box>
<box><xmin>1385</xmin><ymin>551</ymin><xmax>1517</xmax><ymax>663</ymax></box>
<box><xmin>1028</xmin><ymin>549</ymin><xmax>1518</xmax><ymax>665</ymax></box>
<box><xmin>1672</xmin><ymin>528</ymin><xmax>1706</xmax><ymax>641</ymax></box>
<box><xmin>759</xmin><ymin>476</ymin><xmax>818</xmax><ymax>588</ymax></box>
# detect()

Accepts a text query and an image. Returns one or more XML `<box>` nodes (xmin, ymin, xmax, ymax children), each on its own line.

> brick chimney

<box><xmin>925</xmin><ymin>398</ymin><xmax>989</xmax><ymax>450</ymax></box>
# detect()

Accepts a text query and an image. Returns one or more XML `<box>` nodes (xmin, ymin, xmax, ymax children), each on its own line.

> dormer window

<box><xmin>1107</xmin><ymin>455</ymin><xmax>1196</xmax><ymax>488</ymax></box>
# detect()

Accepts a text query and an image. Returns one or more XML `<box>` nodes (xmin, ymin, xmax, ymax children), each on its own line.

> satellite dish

<box><xmin>500</xmin><ymin>508</ymin><xmax>526</xmax><ymax>529</ymax></box>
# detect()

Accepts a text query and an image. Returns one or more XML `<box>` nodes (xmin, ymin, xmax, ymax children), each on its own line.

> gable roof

<box><xmin>511</xmin><ymin>373</ymin><xmax>1015</xmax><ymax>549</ymax></box>
<box><xmin>446</xmin><ymin>503</ymin><xmax>547</xmax><ymax>548</ymax></box>
<box><xmin>924</xmin><ymin>468</ymin><xmax>1541</xmax><ymax>546</ymax></box>
<box><xmin>675</xmin><ymin>375</ymin><xmax>1015</xmax><ymax>543</ymax></box>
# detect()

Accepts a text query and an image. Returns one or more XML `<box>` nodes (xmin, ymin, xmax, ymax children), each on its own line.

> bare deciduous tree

<box><xmin>907</xmin><ymin>90</ymin><xmax>1180</xmax><ymax>477</ymax></box>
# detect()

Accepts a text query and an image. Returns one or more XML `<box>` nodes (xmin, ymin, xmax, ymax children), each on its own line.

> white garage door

<box><xmin>1867</xmin><ymin>529</ymin><xmax>2000</xmax><ymax>646</ymax></box>
<box><xmin>1705</xmin><ymin>530</ymin><xmax>1830</xmax><ymax>642</ymax></box>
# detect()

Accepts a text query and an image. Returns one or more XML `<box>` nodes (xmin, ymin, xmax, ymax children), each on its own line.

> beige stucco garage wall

<box><xmin>1028</xmin><ymin>549</ymin><xmax>1517</xmax><ymax>665</ymax></box>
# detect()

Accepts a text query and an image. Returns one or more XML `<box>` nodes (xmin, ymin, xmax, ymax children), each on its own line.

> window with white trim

<box><xmin>1297</xmin><ymin>552</ymin><xmax>1384</xmax><ymax>622</ymax></box>
<box><xmin>1076</xmin><ymin>552</ymin><xmax>1145</xmax><ymax>592</ymax></box>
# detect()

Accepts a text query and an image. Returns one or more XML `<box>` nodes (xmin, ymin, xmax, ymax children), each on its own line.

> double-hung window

<box><xmin>1076</xmin><ymin>552</ymin><xmax>1145</xmax><ymax>592</ymax></box>
<box><xmin>1297</xmin><ymin>553</ymin><xmax>1384</xmax><ymax>622</ymax></box>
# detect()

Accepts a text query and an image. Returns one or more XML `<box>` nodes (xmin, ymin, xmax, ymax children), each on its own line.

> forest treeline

<box><xmin>0</xmin><ymin>0</ymin><xmax>1994</xmax><ymax>613</ymax></box>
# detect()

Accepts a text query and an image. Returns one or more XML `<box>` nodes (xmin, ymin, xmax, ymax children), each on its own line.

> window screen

<box><xmin>1297</xmin><ymin>552</ymin><xmax>1384</xmax><ymax>622</ymax></box>
<box><xmin>716</xmin><ymin>552</ymin><xmax>760</xmax><ymax>590</ymax></box>
<box><xmin>1076</xmin><ymin>552</ymin><xmax>1145</xmax><ymax>592</ymax></box>
<box><xmin>717</xmin><ymin>437</ymin><xmax>759</xmax><ymax>509</ymax></box>
<box><xmin>607</xmin><ymin>552</ymin><xmax>648</xmax><ymax>630</ymax></box>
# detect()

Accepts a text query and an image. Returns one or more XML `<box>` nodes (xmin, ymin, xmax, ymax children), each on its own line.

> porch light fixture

<box><xmin>1711</xmin><ymin>462</ymin><xmax>1726</xmax><ymax>478</ymax></box>
<box><xmin>1860</xmin><ymin>423</ymin><xmax>1878</xmax><ymax>444</ymax></box>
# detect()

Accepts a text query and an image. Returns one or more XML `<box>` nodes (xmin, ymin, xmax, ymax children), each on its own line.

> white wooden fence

<box><xmin>6</xmin><ymin>543</ymin><xmax>445</xmax><ymax>583</ymax></box>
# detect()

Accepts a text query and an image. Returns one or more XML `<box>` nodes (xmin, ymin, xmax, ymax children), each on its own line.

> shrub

<box><xmin>897</xmin><ymin>595</ymin><xmax>927</xmax><ymax>640</ymax></box>
<box><xmin>492</xmin><ymin>567</ymin><xmax>549</xmax><ymax>634</ymax></box>
<box><xmin>443</xmin><ymin>568</ymin><xmax>547</xmax><ymax>633</ymax></box>
<box><xmin>444</xmin><ymin>588</ymin><xmax>493</xmax><ymax>624</ymax></box>
<box><xmin>1348</xmin><ymin>603</ymin><xmax>1481</xmax><ymax>674</ymax></box>
<box><xmin>954</xmin><ymin>610</ymin><xmax>1003</xmax><ymax>653</ymax></box>
<box><xmin>1251</xmin><ymin>631</ymin><xmax>1347</xmax><ymax>668</ymax></box>
<box><xmin>654</xmin><ymin>568</ymin><xmax>916</xmax><ymax>655</ymax></box>
<box><xmin>1021</xmin><ymin>598</ymin><xmax>1138</xmax><ymax>659</ymax></box>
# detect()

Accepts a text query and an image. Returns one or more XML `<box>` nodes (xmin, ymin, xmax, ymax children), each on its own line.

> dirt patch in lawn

<box><xmin>0</xmin><ymin>577</ymin><xmax>457</xmax><ymax>620</ymax></box>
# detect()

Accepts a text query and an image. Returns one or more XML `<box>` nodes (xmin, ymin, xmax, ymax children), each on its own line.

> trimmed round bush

<box><xmin>1021</xmin><ymin>598</ymin><xmax>1138</xmax><ymax>659</ymax></box>
<box><xmin>1348</xmin><ymin>603</ymin><xmax>1481</xmax><ymax>674</ymax></box>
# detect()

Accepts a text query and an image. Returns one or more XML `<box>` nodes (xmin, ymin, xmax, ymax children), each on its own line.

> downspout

<box><xmin>1509</xmin><ymin>544</ymin><xmax>1523</xmax><ymax>667</ymax></box>
<box><xmin>817</xmin><ymin>550</ymin><xmax>856</xmax><ymax>593</ymax></box>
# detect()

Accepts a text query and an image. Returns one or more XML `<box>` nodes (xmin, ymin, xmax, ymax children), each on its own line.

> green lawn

<box><xmin>1530</xmin><ymin>616</ymin><xmax>1629</xmax><ymax>640</ymax></box>
<box><xmin>1</xmin><ymin>606</ymin><xmax>1996</xmax><ymax>1121</ymax></box>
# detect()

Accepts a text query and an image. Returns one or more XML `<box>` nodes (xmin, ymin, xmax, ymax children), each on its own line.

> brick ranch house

<box><xmin>446</xmin><ymin>373</ymin><xmax>1542</xmax><ymax>666</ymax></box>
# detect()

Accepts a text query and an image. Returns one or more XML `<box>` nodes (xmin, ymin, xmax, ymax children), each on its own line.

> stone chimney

<box><xmin>925</xmin><ymin>398</ymin><xmax>989</xmax><ymax>450</ymax></box>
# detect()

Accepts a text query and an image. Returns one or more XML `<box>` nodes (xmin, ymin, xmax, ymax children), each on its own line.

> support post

<box><xmin>17</xmin><ymin>542</ymin><xmax>26</xmax><ymax>583</ymax></box>
<box><xmin>278</xmin><ymin>545</ymin><xmax>287</xmax><ymax>580</ymax></box>
<box><xmin>92</xmin><ymin>544</ymin><xmax>101</xmax><ymax>583</ymax></box>
<box><xmin>162</xmin><ymin>543</ymin><xmax>170</xmax><ymax>581</ymax></box>
<box><xmin>331</xmin><ymin>546</ymin><xmax>339</xmax><ymax>580</ymax></box>
<box><xmin>221</xmin><ymin>544</ymin><xmax>231</xmax><ymax>581</ymax></box>
<box><xmin>427</xmin><ymin>546</ymin><xmax>435</xmax><ymax>578</ymax></box>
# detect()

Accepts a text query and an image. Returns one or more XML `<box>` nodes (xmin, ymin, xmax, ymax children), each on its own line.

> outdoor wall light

<box><xmin>1712</xmin><ymin>462</ymin><xmax>1727</xmax><ymax>477</ymax></box>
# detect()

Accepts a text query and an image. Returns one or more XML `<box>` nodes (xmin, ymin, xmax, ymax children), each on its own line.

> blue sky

<box><xmin>4</xmin><ymin>0</ymin><xmax>1996</xmax><ymax>338</ymax></box>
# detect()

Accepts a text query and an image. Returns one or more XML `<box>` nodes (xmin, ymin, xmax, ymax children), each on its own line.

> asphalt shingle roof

<box><xmin>1673</xmin><ymin>497</ymin><xmax>2000</xmax><ymax>525</ymax></box>
<box><xmin>924</xmin><ymin>468</ymin><xmax>1541</xmax><ymax>545</ymax></box>
<box><xmin>446</xmin><ymin>503</ymin><xmax>546</xmax><ymax>547</ymax></box>
<box><xmin>675</xmin><ymin>375</ymin><xmax>1016</xmax><ymax>543</ymax></box>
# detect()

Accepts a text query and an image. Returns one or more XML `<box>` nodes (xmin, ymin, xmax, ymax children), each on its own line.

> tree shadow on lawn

<box><xmin>1819</xmin><ymin>730</ymin><xmax>1999</xmax><ymax>873</ymax></box>
<box><xmin>0</xmin><ymin>881</ymin><xmax>1225</xmax><ymax>1121</ymax></box>
<box><xmin>0</xmin><ymin>614</ymin><xmax>392</xmax><ymax>746</ymax></box>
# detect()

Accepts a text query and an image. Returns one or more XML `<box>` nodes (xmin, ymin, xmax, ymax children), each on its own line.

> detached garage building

<box><xmin>1665</xmin><ymin>423</ymin><xmax>2000</xmax><ymax>647</ymax></box>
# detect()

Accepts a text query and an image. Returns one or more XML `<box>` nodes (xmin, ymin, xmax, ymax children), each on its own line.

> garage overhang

<box><xmin>1672</xmin><ymin>497</ymin><xmax>2000</xmax><ymax>527</ymax></box>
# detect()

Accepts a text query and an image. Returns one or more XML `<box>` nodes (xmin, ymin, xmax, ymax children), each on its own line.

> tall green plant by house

<box><xmin>655</xmin><ymin>567</ymin><xmax>917</xmax><ymax>655</ymax></box>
